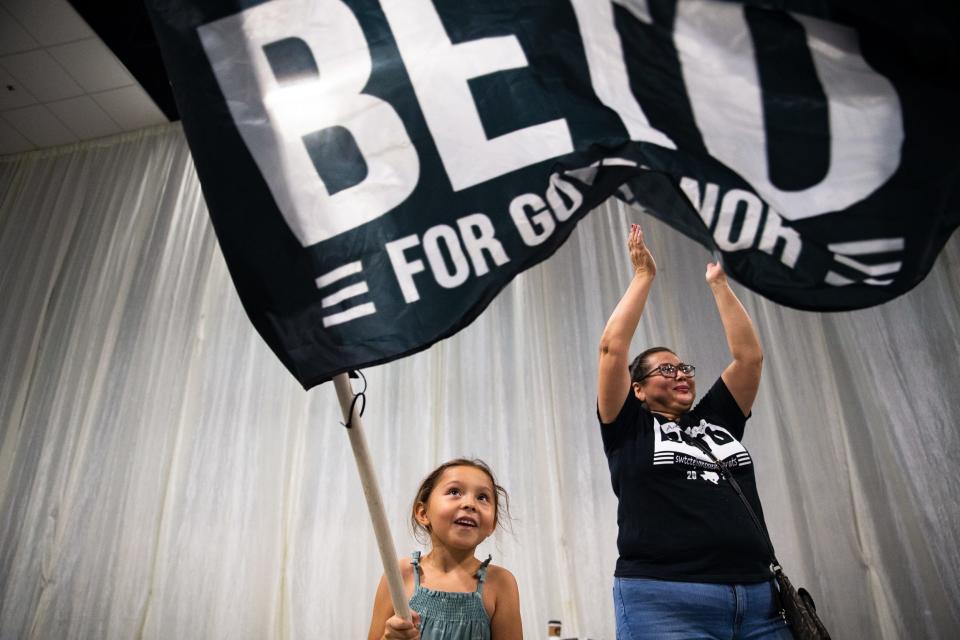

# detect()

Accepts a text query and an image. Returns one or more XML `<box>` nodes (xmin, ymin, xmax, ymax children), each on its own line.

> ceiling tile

<box><xmin>0</xmin><ymin>49</ymin><xmax>83</xmax><ymax>102</ymax></box>
<box><xmin>49</xmin><ymin>37</ymin><xmax>133</xmax><ymax>93</ymax></box>
<box><xmin>0</xmin><ymin>5</ymin><xmax>40</xmax><ymax>55</ymax></box>
<box><xmin>1</xmin><ymin>0</ymin><xmax>94</xmax><ymax>46</ymax></box>
<box><xmin>0</xmin><ymin>113</ymin><xmax>35</xmax><ymax>155</ymax></box>
<box><xmin>91</xmin><ymin>85</ymin><xmax>168</xmax><ymax>131</ymax></box>
<box><xmin>0</xmin><ymin>65</ymin><xmax>37</xmax><ymax>110</ymax></box>
<box><xmin>47</xmin><ymin>95</ymin><xmax>121</xmax><ymax>140</ymax></box>
<box><xmin>3</xmin><ymin>104</ymin><xmax>78</xmax><ymax>147</ymax></box>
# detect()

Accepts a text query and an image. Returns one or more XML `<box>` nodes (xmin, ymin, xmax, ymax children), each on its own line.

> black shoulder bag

<box><xmin>689</xmin><ymin>439</ymin><xmax>832</xmax><ymax>640</ymax></box>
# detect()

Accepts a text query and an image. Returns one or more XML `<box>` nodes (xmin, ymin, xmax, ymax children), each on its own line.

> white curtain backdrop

<box><xmin>1</xmin><ymin>125</ymin><xmax>958</xmax><ymax>639</ymax></box>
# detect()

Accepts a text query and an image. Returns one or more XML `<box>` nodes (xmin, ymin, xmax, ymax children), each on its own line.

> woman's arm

<box><xmin>706</xmin><ymin>262</ymin><xmax>763</xmax><ymax>416</ymax></box>
<box><xmin>598</xmin><ymin>224</ymin><xmax>656</xmax><ymax>423</ymax></box>
<box><xmin>489</xmin><ymin>567</ymin><xmax>523</xmax><ymax>639</ymax></box>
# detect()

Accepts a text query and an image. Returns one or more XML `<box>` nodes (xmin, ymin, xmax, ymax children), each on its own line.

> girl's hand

<box><xmin>383</xmin><ymin>612</ymin><xmax>421</xmax><ymax>640</ymax></box>
<box><xmin>705</xmin><ymin>261</ymin><xmax>727</xmax><ymax>287</ymax></box>
<box><xmin>628</xmin><ymin>223</ymin><xmax>657</xmax><ymax>277</ymax></box>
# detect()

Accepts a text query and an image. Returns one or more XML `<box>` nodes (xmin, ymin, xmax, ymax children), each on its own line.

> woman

<box><xmin>597</xmin><ymin>223</ymin><xmax>791</xmax><ymax>640</ymax></box>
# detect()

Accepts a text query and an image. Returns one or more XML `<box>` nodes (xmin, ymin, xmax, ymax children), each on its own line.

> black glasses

<box><xmin>639</xmin><ymin>363</ymin><xmax>695</xmax><ymax>380</ymax></box>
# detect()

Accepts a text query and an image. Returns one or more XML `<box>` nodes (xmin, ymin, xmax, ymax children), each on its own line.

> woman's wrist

<box><xmin>633</xmin><ymin>268</ymin><xmax>656</xmax><ymax>281</ymax></box>
<box><xmin>708</xmin><ymin>278</ymin><xmax>730</xmax><ymax>294</ymax></box>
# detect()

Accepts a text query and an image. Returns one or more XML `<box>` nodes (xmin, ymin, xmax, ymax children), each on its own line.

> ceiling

<box><xmin>0</xmin><ymin>0</ymin><xmax>176</xmax><ymax>157</ymax></box>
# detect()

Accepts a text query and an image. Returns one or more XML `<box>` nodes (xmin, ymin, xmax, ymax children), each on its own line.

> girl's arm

<box><xmin>367</xmin><ymin>575</ymin><xmax>397</xmax><ymax>640</ymax></box>
<box><xmin>707</xmin><ymin>263</ymin><xmax>763</xmax><ymax>415</ymax></box>
<box><xmin>489</xmin><ymin>567</ymin><xmax>523</xmax><ymax>639</ymax></box>
<box><xmin>598</xmin><ymin>224</ymin><xmax>656</xmax><ymax>423</ymax></box>
<box><xmin>367</xmin><ymin>564</ymin><xmax>420</xmax><ymax>640</ymax></box>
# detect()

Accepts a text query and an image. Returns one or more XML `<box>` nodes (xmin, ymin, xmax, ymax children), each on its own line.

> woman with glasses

<box><xmin>596</xmin><ymin>223</ymin><xmax>791</xmax><ymax>639</ymax></box>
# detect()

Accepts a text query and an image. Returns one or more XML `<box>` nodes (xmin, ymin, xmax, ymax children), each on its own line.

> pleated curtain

<box><xmin>1</xmin><ymin>124</ymin><xmax>958</xmax><ymax>639</ymax></box>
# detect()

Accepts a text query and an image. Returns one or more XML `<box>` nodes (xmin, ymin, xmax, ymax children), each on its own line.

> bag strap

<box><xmin>687</xmin><ymin>437</ymin><xmax>782</xmax><ymax>571</ymax></box>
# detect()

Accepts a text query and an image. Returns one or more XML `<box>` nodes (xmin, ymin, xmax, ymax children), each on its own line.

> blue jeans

<box><xmin>613</xmin><ymin>576</ymin><xmax>794</xmax><ymax>640</ymax></box>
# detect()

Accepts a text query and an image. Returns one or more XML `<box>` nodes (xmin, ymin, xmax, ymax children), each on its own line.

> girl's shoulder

<box><xmin>393</xmin><ymin>555</ymin><xmax>418</xmax><ymax>585</ymax></box>
<box><xmin>481</xmin><ymin>563</ymin><xmax>521</xmax><ymax>623</ymax></box>
<box><xmin>483</xmin><ymin>563</ymin><xmax>519</xmax><ymax>593</ymax></box>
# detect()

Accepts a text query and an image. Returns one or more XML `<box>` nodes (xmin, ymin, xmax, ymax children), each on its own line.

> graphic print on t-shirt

<box><xmin>652</xmin><ymin>418</ymin><xmax>752</xmax><ymax>470</ymax></box>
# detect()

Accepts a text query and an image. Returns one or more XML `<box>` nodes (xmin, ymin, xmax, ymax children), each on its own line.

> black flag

<box><xmin>145</xmin><ymin>0</ymin><xmax>959</xmax><ymax>387</ymax></box>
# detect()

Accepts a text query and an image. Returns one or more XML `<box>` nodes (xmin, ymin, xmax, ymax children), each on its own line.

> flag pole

<box><xmin>332</xmin><ymin>372</ymin><xmax>412</xmax><ymax>622</ymax></box>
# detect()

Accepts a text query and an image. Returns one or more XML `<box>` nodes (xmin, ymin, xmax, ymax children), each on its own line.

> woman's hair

<box><xmin>629</xmin><ymin>346</ymin><xmax>676</xmax><ymax>383</ymax></box>
<box><xmin>410</xmin><ymin>458</ymin><xmax>512</xmax><ymax>544</ymax></box>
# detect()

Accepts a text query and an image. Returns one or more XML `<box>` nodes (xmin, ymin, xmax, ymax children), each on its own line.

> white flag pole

<box><xmin>332</xmin><ymin>372</ymin><xmax>412</xmax><ymax>622</ymax></box>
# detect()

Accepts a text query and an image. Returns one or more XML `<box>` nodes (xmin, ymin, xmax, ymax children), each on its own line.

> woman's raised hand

<box><xmin>383</xmin><ymin>612</ymin><xmax>421</xmax><ymax>640</ymax></box>
<box><xmin>628</xmin><ymin>223</ymin><xmax>657</xmax><ymax>278</ymax></box>
<box><xmin>705</xmin><ymin>261</ymin><xmax>727</xmax><ymax>287</ymax></box>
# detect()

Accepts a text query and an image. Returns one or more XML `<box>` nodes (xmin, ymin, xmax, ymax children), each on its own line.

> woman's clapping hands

<box><xmin>705</xmin><ymin>261</ymin><xmax>727</xmax><ymax>287</ymax></box>
<box><xmin>628</xmin><ymin>223</ymin><xmax>657</xmax><ymax>278</ymax></box>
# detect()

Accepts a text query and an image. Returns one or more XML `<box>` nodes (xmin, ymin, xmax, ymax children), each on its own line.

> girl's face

<box><xmin>415</xmin><ymin>465</ymin><xmax>497</xmax><ymax>550</ymax></box>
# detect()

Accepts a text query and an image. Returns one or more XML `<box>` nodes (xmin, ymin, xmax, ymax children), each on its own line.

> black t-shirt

<box><xmin>599</xmin><ymin>378</ymin><xmax>772</xmax><ymax>583</ymax></box>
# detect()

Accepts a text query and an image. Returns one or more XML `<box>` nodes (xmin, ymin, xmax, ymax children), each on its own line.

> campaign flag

<box><xmin>145</xmin><ymin>0</ymin><xmax>959</xmax><ymax>388</ymax></box>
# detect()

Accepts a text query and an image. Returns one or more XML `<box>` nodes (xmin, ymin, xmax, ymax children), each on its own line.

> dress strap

<box><xmin>411</xmin><ymin>551</ymin><xmax>422</xmax><ymax>589</ymax></box>
<box><xmin>475</xmin><ymin>555</ymin><xmax>493</xmax><ymax>593</ymax></box>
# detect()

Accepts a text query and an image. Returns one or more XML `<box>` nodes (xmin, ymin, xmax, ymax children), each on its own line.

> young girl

<box><xmin>367</xmin><ymin>458</ymin><xmax>523</xmax><ymax>640</ymax></box>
